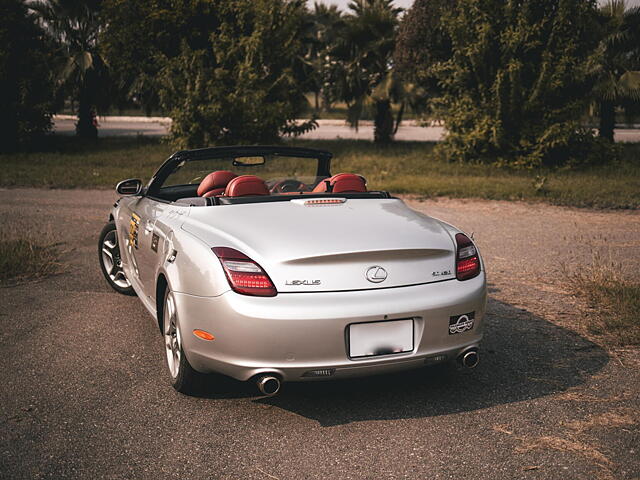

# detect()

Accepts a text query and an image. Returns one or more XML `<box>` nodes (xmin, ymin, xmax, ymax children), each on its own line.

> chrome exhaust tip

<box><xmin>459</xmin><ymin>349</ymin><xmax>479</xmax><ymax>369</ymax></box>
<box><xmin>256</xmin><ymin>375</ymin><xmax>281</xmax><ymax>396</ymax></box>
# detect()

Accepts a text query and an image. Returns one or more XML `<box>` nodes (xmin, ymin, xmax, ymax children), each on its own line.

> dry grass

<box><xmin>568</xmin><ymin>249</ymin><xmax>640</xmax><ymax>346</ymax></box>
<box><xmin>566</xmin><ymin>409</ymin><xmax>637</xmax><ymax>433</ymax></box>
<box><xmin>0</xmin><ymin>232</ymin><xmax>62</xmax><ymax>284</ymax></box>
<box><xmin>515</xmin><ymin>436</ymin><xmax>612</xmax><ymax>466</ymax></box>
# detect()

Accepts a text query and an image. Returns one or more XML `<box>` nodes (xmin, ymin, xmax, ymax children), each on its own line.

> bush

<box><xmin>102</xmin><ymin>0</ymin><xmax>314</xmax><ymax>148</ymax></box>
<box><xmin>399</xmin><ymin>0</ymin><xmax>616</xmax><ymax>168</ymax></box>
<box><xmin>395</xmin><ymin>0</ymin><xmax>452</xmax><ymax>111</ymax></box>
<box><xmin>0</xmin><ymin>0</ymin><xmax>56</xmax><ymax>152</ymax></box>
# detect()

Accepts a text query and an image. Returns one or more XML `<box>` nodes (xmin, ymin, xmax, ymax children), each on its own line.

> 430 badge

<box><xmin>449</xmin><ymin>312</ymin><xmax>474</xmax><ymax>335</ymax></box>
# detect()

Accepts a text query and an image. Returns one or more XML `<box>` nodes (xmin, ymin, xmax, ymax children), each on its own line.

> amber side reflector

<box><xmin>193</xmin><ymin>329</ymin><xmax>215</xmax><ymax>341</ymax></box>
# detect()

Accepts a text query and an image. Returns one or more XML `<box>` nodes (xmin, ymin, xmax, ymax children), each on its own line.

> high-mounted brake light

<box><xmin>455</xmin><ymin>233</ymin><xmax>480</xmax><ymax>281</ymax></box>
<box><xmin>212</xmin><ymin>247</ymin><xmax>277</xmax><ymax>297</ymax></box>
<box><xmin>304</xmin><ymin>198</ymin><xmax>346</xmax><ymax>206</ymax></box>
<box><xmin>291</xmin><ymin>198</ymin><xmax>347</xmax><ymax>206</ymax></box>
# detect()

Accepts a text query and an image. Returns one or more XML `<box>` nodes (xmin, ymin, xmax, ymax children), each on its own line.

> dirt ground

<box><xmin>1</xmin><ymin>188</ymin><xmax>638</xmax><ymax>480</ymax></box>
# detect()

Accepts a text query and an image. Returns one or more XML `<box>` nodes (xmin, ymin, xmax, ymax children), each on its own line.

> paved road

<box><xmin>1</xmin><ymin>189</ymin><xmax>639</xmax><ymax>480</ymax></box>
<box><xmin>52</xmin><ymin>116</ymin><xmax>640</xmax><ymax>142</ymax></box>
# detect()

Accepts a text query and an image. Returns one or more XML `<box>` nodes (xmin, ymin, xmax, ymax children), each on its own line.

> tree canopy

<box><xmin>0</xmin><ymin>0</ymin><xmax>56</xmax><ymax>151</ymax></box>
<box><xmin>31</xmin><ymin>0</ymin><xmax>110</xmax><ymax>138</ymax></box>
<box><xmin>398</xmin><ymin>0</ymin><xmax>616</xmax><ymax>167</ymax></box>
<box><xmin>102</xmin><ymin>0</ymin><xmax>315</xmax><ymax>148</ymax></box>
<box><xmin>592</xmin><ymin>0</ymin><xmax>640</xmax><ymax>141</ymax></box>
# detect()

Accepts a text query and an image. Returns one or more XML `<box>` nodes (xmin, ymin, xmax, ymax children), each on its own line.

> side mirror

<box><xmin>116</xmin><ymin>178</ymin><xmax>143</xmax><ymax>196</ymax></box>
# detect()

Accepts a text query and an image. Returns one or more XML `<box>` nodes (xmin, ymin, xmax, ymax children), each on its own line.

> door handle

<box><xmin>144</xmin><ymin>222</ymin><xmax>154</xmax><ymax>233</ymax></box>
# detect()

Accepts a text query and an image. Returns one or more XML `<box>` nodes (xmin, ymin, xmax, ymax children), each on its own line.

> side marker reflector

<box><xmin>193</xmin><ymin>329</ymin><xmax>215</xmax><ymax>341</ymax></box>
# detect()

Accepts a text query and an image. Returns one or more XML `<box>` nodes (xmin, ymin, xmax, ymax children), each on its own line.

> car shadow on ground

<box><xmin>190</xmin><ymin>297</ymin><xmax>608</xmax><ymax>425</ymax></box>
<box><xmin>243</xmin><ymin>297</ymin><xmax>609</xmax><ymax>426</ymax></box>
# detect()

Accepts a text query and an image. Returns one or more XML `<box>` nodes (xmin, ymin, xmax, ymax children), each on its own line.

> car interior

<box><xmin>164</xmin><ymin>171</ymin><xmax>378</xmax><ymax>206</ymax></box>
<box><xmin>144</xmin><ymin>149</ymin><xmax>393</xmax><ymax>205</ymax></box>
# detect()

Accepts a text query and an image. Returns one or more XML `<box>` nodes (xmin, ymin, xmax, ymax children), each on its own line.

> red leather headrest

<box><xmin>224</xmin><ymin>175</ymin><xmax>270</xmax><ymax>197</ymax></box>
<box><xmin>312</xmin><ymin>173</ymin><xmax>367</xmax><ymax>193</ymax></box>
<box><xmin>312</xmin><ymin>177</ymin><xmax>331</xmax><ymax>193</ymax></box>
<box><xmin>331</xmin><ymin>173</ymin><xmax>367</xmax><ymax>193</ymax></box>
<box><xmin>202</xmin><ymin>187</ymin><xmax>226</xmax><ymax>198</ymax></box>
<box><xmin>197</xmin><ymin>170</ymin><xmax>237</xmax><ymax>197</ymax></box>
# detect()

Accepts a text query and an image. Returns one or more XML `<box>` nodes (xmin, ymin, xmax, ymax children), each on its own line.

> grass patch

<box><xmin>0</xmin><ymin>137</ymin><xmax>639</xmax><ymax>208</ymax></box>
<box><xmin>0</xmin><ymin>136</ymin><xmax>173</xmax><ymax>189</ymax></box>
<box><xmin>569</xmin><ymin>252</ymin><xmax>640</xmax><ymax>346</ymax></box>
<box><xmin>0</xmin><ymin>238</ymin><xmax>62</xmax><ymax>284</ymax></box>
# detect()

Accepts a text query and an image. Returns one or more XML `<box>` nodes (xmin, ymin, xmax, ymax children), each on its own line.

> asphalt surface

<box><xmin>1</xmin><ymin>189</ymin><xmax>639</xmax><ymax>480</ymax></box>
<box><xmin>52</xmin><ymin>116</ymin><xmax>640</xmax><ymax>143</ymax></box>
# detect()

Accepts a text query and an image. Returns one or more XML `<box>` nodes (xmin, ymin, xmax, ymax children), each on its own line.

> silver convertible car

<box><xmin>98</xmin><ymin>146</ymin><xmax>486</xmax><ymax>395</ymax></box>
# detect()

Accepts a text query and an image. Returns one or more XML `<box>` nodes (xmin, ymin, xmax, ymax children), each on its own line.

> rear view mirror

<box><xmin>233</xmin><ymin>156</ymin><xmax>265</xmax><ymax>167</ymax></box>
<box><xmin>116</xmin><ymin>178</ymin><xmax>143</xmax><ymax>196</ymax></box>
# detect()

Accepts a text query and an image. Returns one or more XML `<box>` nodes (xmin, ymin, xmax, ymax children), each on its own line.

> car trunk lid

<box><xmin>182</xmin><ymin>198</ymin><xmax>457</xmax><ymax>292</ymax></box>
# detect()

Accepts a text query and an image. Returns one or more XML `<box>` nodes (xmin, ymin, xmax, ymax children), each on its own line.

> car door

<box><xmin>131</xmin><ymin>197</ymin><xmax>169</xmax><ymax>300</ymax></box>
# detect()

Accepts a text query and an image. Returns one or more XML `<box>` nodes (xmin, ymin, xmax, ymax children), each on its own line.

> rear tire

<box><xmin>163</xmin><ymin>287</ymin><xmax>202</xmax><ymax>394</ymax></box>
<box><xmin>98</xmin><ymin>222</ymin><xmax>135</xmax><ymax>296</ymax></box>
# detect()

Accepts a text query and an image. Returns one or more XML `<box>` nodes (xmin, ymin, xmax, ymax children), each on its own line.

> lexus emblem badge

<box><xmin>366</xmin><ymin>266</ymin><xmax>388</xmax><ymax>283</ymax></box>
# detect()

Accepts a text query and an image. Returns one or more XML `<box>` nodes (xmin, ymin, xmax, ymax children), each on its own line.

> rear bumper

<box><xmin>175</xmin><ymin>274</ymin><xmax>487</xmax><ymax>382</ymax></box>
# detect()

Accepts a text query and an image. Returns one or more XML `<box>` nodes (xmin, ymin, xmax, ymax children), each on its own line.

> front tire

<box><xmin>98</xmin><ymin>222</ymin><xmax>135</xmax><ymax>295</ymax></box>
<box><xmin>163</xmin><ymin>287</ymin><xmax>202</xmax><ymax>394</ymax></box>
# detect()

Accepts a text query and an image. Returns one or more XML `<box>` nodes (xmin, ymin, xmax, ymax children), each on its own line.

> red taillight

<box><xmin>455</xmin><ymin>233</ymin><xmax>480</xmax><ymax>281</ymax></box>
<box><xmin>212</xmin><ymin>247</ymin><xmax>277</xmax><ymax>297</ymax></box>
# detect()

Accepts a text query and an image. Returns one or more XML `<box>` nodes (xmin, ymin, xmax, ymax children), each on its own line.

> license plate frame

<box><xmin>347</xmin><ymin>319</ymin><xmax>414</xmax><ymax>359</ymax></box>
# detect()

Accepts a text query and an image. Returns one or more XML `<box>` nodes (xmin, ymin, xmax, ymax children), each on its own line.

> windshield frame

<box><xmin>145</xmin><ymin>145</ymin><xmax>332</xmax><ymax>198</ymax></box>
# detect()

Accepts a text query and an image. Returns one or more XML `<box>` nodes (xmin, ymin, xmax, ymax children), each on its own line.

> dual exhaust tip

<box><xmin>459</xmin><ymin>348</ymin><xmax>479</xmax><ymax>369</ymax></box>
<box><xmin>256</xmin><ymin>350</ymin><xmax>479</xmax><ymax>396</ymax></box>
<box><xmin>256</xmin><ymin>375</ymin><xmax>281</xmax><ymax>396</ymax></box>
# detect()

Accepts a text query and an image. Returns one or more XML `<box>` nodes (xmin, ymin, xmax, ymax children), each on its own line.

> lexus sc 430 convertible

<box><xmin>98</xmin><ymin>146</ymin><xmax>487</xmax><ymax>395</ymax></box>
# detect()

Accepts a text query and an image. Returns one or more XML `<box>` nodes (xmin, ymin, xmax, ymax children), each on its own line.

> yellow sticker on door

<box><xmin>129</xmin><ymin>213</ymin><xmax>140</xmax><ymax>249</ymax></box>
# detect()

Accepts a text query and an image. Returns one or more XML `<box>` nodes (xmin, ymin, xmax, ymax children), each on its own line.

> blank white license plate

<box><xmin>348</xmin><ymin>319</ymin><xmax>414</xmax><ymax>358</ymax></box>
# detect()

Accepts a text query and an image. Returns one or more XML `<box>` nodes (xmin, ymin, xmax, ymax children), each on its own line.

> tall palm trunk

<box><xmin>598</xmin><ymin>100</ymin><xmax>615</xmax><ymax>142</ymax></box>
<box><xmin>374</xmin><ymin>99</ymin><xmax>394</xmax><ymax>144</ymax></box>
<box><xmin>76</xmin><ymin>76</ymin><xmax>97</xmax><ymax>139</ymax></box>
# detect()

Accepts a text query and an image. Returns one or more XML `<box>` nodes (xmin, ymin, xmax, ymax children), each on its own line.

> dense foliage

<box><xmin>398</xmin><ymin>0</ymin><xmax>617</xmax><ymax>167</ymax></box>
<box><xmin>328</xmin><ymin>0</ymin><xmax>402</xmax><ymax>143</ymax></box>
<box><xmin>102</xmin><ymin>0</ymin><xmax>314</xmax><ymax>148</ymax></box>
<box><xmin>4</xmin><ymin>0</ymin><xmax>638</xmax><ymax>157</ymax></box>
<box><xmin>305</xmin><ymin>2</ymin><xmax>344</xmax><ymax>112</ymax></box>
<box><xmin>394</xmin><ymin>0</ymin><xmax>452</xmax><ymax>117</ymax></box>
<box><xmin>0</xmin><ymin>0</ymin><xmax>56</xmax><ymax>151</ymax></box>
<box><xmin>101</xmin><ymin>0</ymin><xmax>217</xmax><ymax>116</ymax></box>
<box><xmin>31</xmin><ymin>0</ymin><xmax>110</xmax><ymax>139</ymax></box>
<box><xmin>592</xmin><ymin>1</ymin><xmax>640</xmax><ymax>141</ymax></box>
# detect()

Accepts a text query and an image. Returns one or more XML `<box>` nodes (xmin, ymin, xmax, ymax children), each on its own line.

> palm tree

<box><xmin>330</xmin><ymin>0</ymin><xmax>402</xmax><ymax>143</ymax></box>
<box><xmin>307</xmin><ymin>2</ymin><xmax>343</xmax><ymax>112</ymax></box>
<box><xmin>30</xmin><ymin>0</ymin><xmax>108</xmax><ymax>139</ymax></box>
<box><xmin>593</xmin><ymin>0</ymin><xmax>640</xmax><ymax>142</ymax></box>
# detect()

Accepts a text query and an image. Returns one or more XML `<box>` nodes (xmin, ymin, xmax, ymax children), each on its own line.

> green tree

<box><xmin>101</xmin><ymin>0</ymin><xmax>219</xmax><ymax>116</ymax></box>
<box><xmin>394</xmin><ymin>0</ymin><xmax>453</xmax><ymax>120</ymax></box>
<box><xmin>0</xmin><ymin>0</ymin><xmax>56</xmax><ymax>151</ymax></box>
<box><xmin>31</xmin><ymin>0</ymin><xmax>110</xmax><ymax>139</ymax></box>
<box><xmin>102</xmin><ymin>0</ymin><xmax>314</xmax><ymax>147</ymax></box>
<box><xmin>306</xmin><ymin>2</ymin><xmax>344</xmax><ymax>112</ymax></box>
<box><xmin>329</xmin><ymin>0</ymin><xmax>402</xmax><ymax>143</ymax></box>
<box><xmin>592</xmin><ymin>0</ymin><xmax>640</xmax><ymax>142</ymax></box>
<box><xmin>429</xmin><ymin>0</ymin><xmax>605</xmax><ymax>167</ymax></box>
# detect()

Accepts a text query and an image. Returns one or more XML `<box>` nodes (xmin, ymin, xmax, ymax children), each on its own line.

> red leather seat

<box><xmin>197</xmin><ymin>171</ymin><xmax>238</xmax><ymax>197</ymax></box>
<box><xmin>312</xmin><ymin>173</ymin><xmax>367</xmax><ymax>193</ymax></box>
<box><xmin>224</xmin><ymin>175</ymin><xmax>270</xmax><ymax>197</ymax></box>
